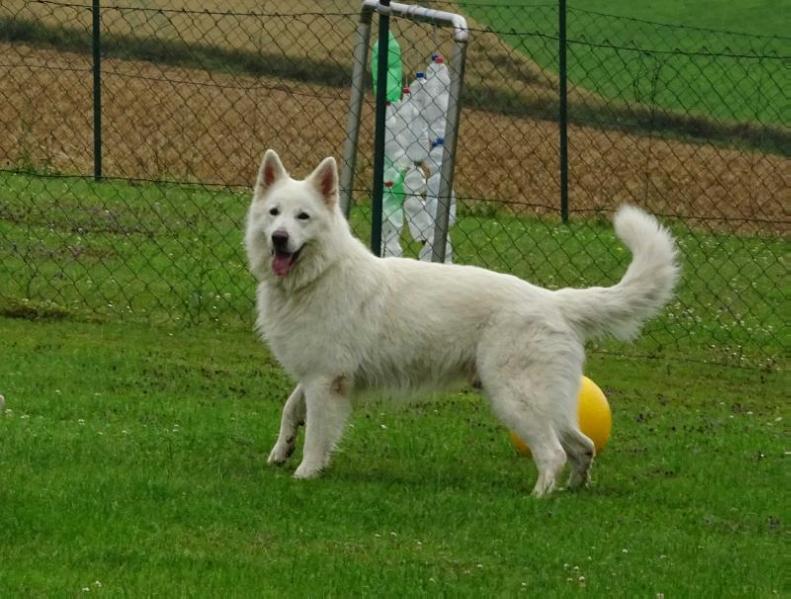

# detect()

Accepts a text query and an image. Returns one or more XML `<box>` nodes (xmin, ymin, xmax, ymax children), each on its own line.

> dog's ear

<box><xmin>307</xmin><ymin>156</ymin><xmax>338</xmax><ymax>209</ymax></box>
<box><xmin>254</xmin><ymin>149</ymin><xmax>287</xmax><ymax>198</ymax></box>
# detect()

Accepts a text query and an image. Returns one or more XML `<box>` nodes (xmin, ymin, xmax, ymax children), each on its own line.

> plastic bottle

<box><xmin>403</xmin><ymin>166</ymin><xmax>431</xmax><ymax>241</ymax></box>
<box><xmin>427</xmin><ymin>53</ymin><xmax>451</xmax><ymax>89</ymax></box>
<box><xmin>406</xmin><ymin>72</ymin><xmax>431</xmax><ymax>162</ymax></box>
<box><xmin>405</xmin><ymin>111</ymin><xmax>429</xmax><ymax>163</ymax></box>
<box><xmin>426</xmin><ymin>136</ymin><xmax>444</xmax><ymax>176</ymax></box>
<box><xmin>370</xmin><ymin>33</ymin><xmax>403</xmax><ymax>103</ymax></box>
<box><xmin>423</xmin><ymin>53</ymin><xmax>451</xmax><ymax>141</ymax></box>
<box><xmin>381</xmin><ymin>168</ymin><xmax>405</xmax><ymax>257</ymax></box>
<box><xmin>421</xmin><ymin>137</ymin><xmax>456</xmax><ymax>263</ymax></box>
<box><xmin>384</xmin><ymin>101</ymin><xmax>405</xmax><ymax>166</ymax></box>
<box><xmin>409</xmin><ymin>71</ymin><xmax>429</xmax><ymax>111</ymax></box>
<box><xmin>393</xmin><ymin>87</ymin><xmax>428</xmax><ymax>164</ymax></box>
<box><xmin>426</xmin><ymin>139</ymin><xmax>456</xmax><ymax>219</ymax></box>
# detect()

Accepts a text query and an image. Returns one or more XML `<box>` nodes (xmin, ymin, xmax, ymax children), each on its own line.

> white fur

<box><xmin>246</xmin><ymin>150</ymin><xmax>679</xmax><ymax>496</ymax></box>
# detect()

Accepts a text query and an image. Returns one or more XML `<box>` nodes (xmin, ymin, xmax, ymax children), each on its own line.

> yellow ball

<box><xmin>510</xmin><ymin>376</ymin><xmax>612</xmax><ymax>457</ymax></box>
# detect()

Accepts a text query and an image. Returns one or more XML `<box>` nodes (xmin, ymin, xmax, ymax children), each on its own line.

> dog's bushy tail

<box><xmin>555</xmin><ymin>205</ymin><xmax>679</xmax><ymax>341</ymax></box>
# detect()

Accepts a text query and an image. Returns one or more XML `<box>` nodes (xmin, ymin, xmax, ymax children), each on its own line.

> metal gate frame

<box><xmin>339</xmin><ymin>0</ymin><xmax>469</xmax><ymax>263</ymax></box>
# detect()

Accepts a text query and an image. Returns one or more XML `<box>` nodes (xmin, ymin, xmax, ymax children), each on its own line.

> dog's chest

<box><xmin>257</xmin><ymin>283</ymin><xmax>360</xmax><ymax>375</ymax></box>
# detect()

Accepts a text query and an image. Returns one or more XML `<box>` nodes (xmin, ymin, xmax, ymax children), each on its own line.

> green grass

<box><xmin>463</xmin><ymin>0</ymin><xmax>790</xmax><ymax>125</ymax></box>
<box><xmin>0</xmin><ymin>313</ymin><xmax>786</xmax><ymax>595</ymax></box>
<box><xmin>568</xmin><ymin>0</ymin><xmax>790</xmax><ymax>36</ymax></box>
<box><xmin>1</xmin><ymin>171</ymin><xmax>785</xmax><ymax>368</ymax></box>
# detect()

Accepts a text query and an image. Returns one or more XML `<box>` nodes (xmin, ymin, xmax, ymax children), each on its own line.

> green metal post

<box><xmin>558</xmin><ymin>0</ymin><xmax>568</xmax><ymax>223</ymax></box>
<box><xmin>370</xmin><ymin>0</ymin><xmax>391</xmax><ymax>256</ymax></box>
<box><xmin>92</xmin><ymin>0</ymin><xmax>102</xmax><ymax>180</ymax></box>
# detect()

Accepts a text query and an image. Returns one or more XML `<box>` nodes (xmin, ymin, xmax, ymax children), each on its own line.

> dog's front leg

<box><xmin>293</xmin><ymin>376</ymin><xmax>351</xmax><ymax>479</ymax></box>
<box><xmin>268</xmin><ymin>384</ymin><xmax>305</xmax><ymax>465</ymax></box>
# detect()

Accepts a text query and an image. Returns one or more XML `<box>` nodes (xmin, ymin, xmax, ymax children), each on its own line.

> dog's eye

<box><xmin>297</xmin><ymin>212</ymin><xmax>310</xmax><ymax>221</ymax></box>
<box><xmin>269</xmin><ymin>207</ymin><xmax>279</xmax><ymax>216</ymax></box>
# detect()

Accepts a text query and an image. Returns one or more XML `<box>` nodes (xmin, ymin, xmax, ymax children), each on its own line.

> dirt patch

<box><xmin>0</xmin><ymin>42</ymin><xmax>788</xmax><ymax>233</ymax></box>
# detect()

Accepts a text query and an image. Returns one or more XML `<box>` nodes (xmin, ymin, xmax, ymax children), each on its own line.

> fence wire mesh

<box><xmin>0</xmin><ymin>0</ymin><xmax>788</xmax><ymax>370</ymax></box>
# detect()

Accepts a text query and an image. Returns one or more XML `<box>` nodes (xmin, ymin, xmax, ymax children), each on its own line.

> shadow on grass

<box><xmin>0</xmin><ymin>298</ymin><xmax>73</xmax><ymax>320</ymax></box>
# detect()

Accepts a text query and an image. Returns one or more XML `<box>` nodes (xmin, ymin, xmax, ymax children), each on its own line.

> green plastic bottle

<box><xmin>371</xmin><ymin>32</ymin><xmax>403</xmax><ymax>103</ymax></box>
<box><xmin>383</xmin><ymin>161</ymin><xmax>405</xmax><ymax>209</ymax></box>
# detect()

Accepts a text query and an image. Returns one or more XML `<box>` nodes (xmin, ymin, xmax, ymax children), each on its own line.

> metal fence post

<box><xmin>339</xmin><ymin>9</ymin><xmax>374</xmax><ymax>217</ymax></box>
<box><xmin>370</xmin><ymin>0</ymin><xmax>391</xmax><ymax>256</ymax></box>
<box><xmin>91</xmin><ymin>0</ymin><xmax>102</xmax><ymax>181</ymax></box>
<box><xmin>558</xmin><ymin>0</ymin><xmax>568</xmax><ymax>223</ymax></box>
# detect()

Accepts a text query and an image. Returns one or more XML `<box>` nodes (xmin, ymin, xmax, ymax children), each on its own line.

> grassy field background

<box><xmin>463</xmin><ymin>0</ymin><xmax>790</xmax><ymax>124</ymax></box>
<box><xmin>565</xmin><ymin>0</ymin><xmax>790</xmax><ymax>36</ymax></box>
<box><xmin>3</xmin><ymin>0</ymin><xmax>789</xmax><ymax>142</ymax></box>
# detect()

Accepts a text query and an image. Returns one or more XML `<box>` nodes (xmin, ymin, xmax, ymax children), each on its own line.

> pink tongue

<box><xmin>272</xmin><ymin>253</ymin><xmax>293</xmax><ymax>277</ymax></box>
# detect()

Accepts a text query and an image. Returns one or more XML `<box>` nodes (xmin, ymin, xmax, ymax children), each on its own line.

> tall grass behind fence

<box><xmin>0</xmin><ymin>0</ymin><xmax>788</xmax><ymax>369</ymax></box>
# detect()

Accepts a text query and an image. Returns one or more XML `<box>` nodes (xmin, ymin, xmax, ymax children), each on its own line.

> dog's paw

<box><xmin>566</xmin><ymin>469</ymin><xmax>592</xmax><ymax>491</ymax></box>
<box><xmin>293</xmin><ymin>462</ymin><xmax>322</xmax><ymax>480</ymax></box>
<box><xmin>267</xmin><ymin>438</ymin><xmax>295</xmax><ymax>466</ymax></box>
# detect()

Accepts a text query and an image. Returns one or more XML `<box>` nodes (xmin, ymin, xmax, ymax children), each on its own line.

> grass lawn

<box><xmin>0</xmin><ymin>314</ymin><xmax>786</xmax><ymax>596</ymax></box>
<box><xmin>566</xmin><ymin>0</ymin><xmax>791</xmax><ymax>36</ymax></box>
<box><xmin>462</xmin><ymin>0</ymin><xmax>790</xmax><ymax>124</ymax></box>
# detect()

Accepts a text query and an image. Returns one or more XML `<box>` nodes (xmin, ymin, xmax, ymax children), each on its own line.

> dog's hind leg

<box><xmin>561</xmin><ymin>427</ymin><xmax>595</xmax><ymax>490</ymax></box>
<box><xmin>479</xmin><ymin>327</ymin><xmax>586</xmax><ymax>497</ymax></box>
<box><xmin>293</xmin><ymin>376</ymin><xmax>352</xmax><ymax>479</ymax></box>
<box><xmin>268</xmin><ymin>384</ymin><xmax>306</xmax><ymax>465</ymax></box>
<box><xmin>482</xmin><ymin>373</ymin><xmax>567</xmax><ymax>498</ymax></box>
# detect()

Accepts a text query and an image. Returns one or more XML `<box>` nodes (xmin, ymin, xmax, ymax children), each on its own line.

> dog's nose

<box><xmin>271</xmin><ymin>230</ymin><xmax>289</xmax><ymax>250</ymax></box>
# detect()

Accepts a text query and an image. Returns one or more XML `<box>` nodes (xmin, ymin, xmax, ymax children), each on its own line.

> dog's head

<box><xmin>245</xmin><ymin>149</ymin><xmax>344</xmax><ymax>285</ymax></box>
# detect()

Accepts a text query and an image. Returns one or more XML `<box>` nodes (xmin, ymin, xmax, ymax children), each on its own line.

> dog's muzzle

<box><xmin>270</xmin><ymin>230</ymin><xmax>301</xmax><ymax>277</ymax></box>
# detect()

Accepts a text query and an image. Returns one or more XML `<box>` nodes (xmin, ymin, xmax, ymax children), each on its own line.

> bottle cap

<box><xmin>402</xmin><ymin>86</ymin><xmax>411</xmax><ymax>94</ymax></box>
<box><xmin>384</xmin><ymin>181</ymin><xmax>394</xmax><ymax>188</ymax></box>
<box><xmin>416</xmin><ymin>71</ymin><xmax>425</xmax><ymax>78</ymax></box>
<box><xmin>432</xmin><ymin>137</ymin><xmax>445</xmax><ymax>148</ymax></box>
<box><xmin>434</xmin><ymin>54</ymin><xmax>445</xmax><ymax>64</ymax></box>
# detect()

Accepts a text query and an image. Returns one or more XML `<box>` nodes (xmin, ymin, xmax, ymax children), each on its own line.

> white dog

<box><xmin>245</xmin><ymin>150</ymin><xmax>678</xmax><ymax>496</ymax></box>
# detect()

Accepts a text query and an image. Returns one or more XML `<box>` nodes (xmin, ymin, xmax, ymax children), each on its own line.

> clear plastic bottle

<box><xmin>407</xmin><ymin>72</ymin><xmax>431</xmax><ymax>162</ymax></box>
<box><xmin>423</xmin><ymin>54</ymin><xmax>451</xmax><ymax>141</ymax></box>
<box><xmin>384</xmin><ymin>101</ymin><xmax>404</xmax><ymax>166</ymax></box>
<box><xmin>403</xmin><ymin>165</ymin><xmax>431</xmax><ymax>241</ymax></box>
<box><xmin>405</xmin><ymin>114</ymin><xmax>429</xmax><ymax>163</ymax></box>
<box><xmin>393</xmin><ymin>86</ymin><xmax>427</xmax><ymax>165</ymax></box>
<box><xmin>409</xmin><ymin>71</ymin><xmax>428</xmax><ymax>111</ymax></box>
<box><xmin>428</xmin><ymin>53</ymin><xmax>451</xmax><ymax>89</ymax></box>
<box><xmin>422</xmin><ymin>138</ymin><xmax>456</xmax><ymax>263</ymax></box>
<box><xmin>426</xmin><ymin>136</ymin><xmax>445</xmax><ymax>176</ymax></box>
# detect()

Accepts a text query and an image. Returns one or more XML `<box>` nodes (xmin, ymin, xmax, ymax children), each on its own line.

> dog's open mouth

<box><xmin>271</xmin><ymin>246</ymin><xmax>302</xmax><ymax>277</ymax></box>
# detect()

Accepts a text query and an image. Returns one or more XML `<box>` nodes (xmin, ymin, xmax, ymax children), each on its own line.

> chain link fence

<box><xmin>0</xmin><ymin>0</ymin><xmax>787</xmax><ymax>369</ymax></box>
